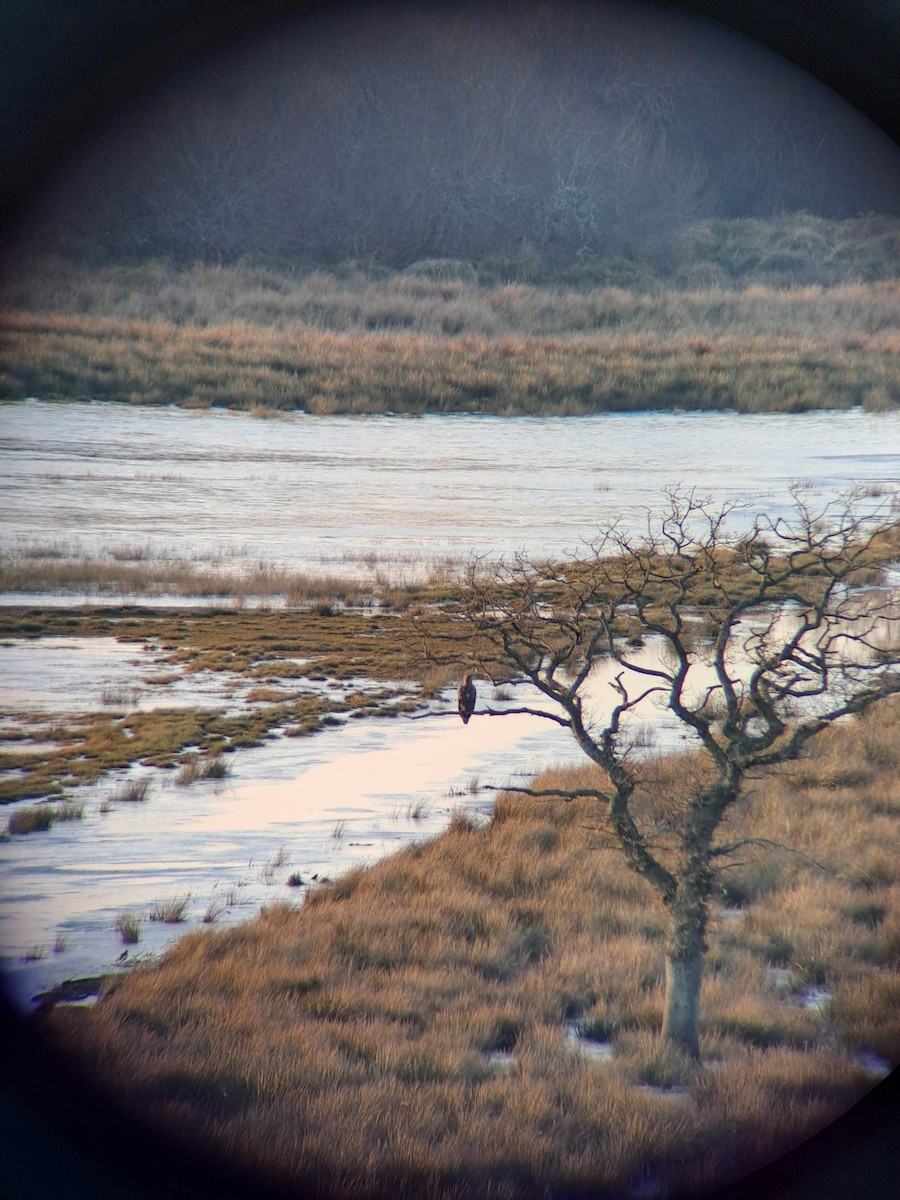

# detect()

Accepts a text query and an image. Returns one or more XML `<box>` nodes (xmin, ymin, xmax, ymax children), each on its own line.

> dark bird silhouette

<box><xmin>457</xmin><ymin>673</ymin><xmax>476</xmax><ymax>724</ymax></box>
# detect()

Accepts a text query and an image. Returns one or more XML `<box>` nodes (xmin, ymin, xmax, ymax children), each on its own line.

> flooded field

<box><xmin>1</xmin><ymin>400</ymin><xmax>898</xmax><ymax>1009</ymax></box>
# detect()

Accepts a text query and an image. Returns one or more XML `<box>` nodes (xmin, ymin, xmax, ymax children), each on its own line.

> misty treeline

<box><xmin>29</xmin><ymin>1</ymin><xmax>900</xmax><ymax>274</ymax></box>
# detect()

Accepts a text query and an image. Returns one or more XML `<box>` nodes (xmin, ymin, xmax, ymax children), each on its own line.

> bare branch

<box><xmin>482</xmin><ymin>784</ymin><xmax>609</xmax><ymax>803</ymax></box>
<box><xmin>406</xmin><ymin>705</ymin><xmax>570</xmax><ymax>726</ymax></box>
<box><xmin>711</xmin><ymin>836</ymin><xmax>835</xmax><ymax>876</ymax></box>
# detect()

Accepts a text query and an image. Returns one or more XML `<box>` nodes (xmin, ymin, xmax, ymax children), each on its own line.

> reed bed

<box><xmin>0</xmin><ymin>549</ymin><xmax>370</xmax><ymax>605</ymax></box>
<box><xmin>44</xmin><ymin>698</ymin><xmax>900</xmax><ymax>1199</ymax></box>
<box><xmin>2</xmin><ymin>220</ymin><xmax>898</xmax><ymax>415</ymax></box>
<box><xmin>3</xmin><ymin>307</ymin><xmax>896</xmax><ymax>415</ymax></box>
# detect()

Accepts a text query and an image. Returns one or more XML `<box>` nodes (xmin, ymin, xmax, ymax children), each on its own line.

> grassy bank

<box><xmin>4</xmin><ymin>309</ymin><xmax>897</xmax><ymax>416</ymax></box>
<box><xmin>43</xmin><ymin>698</ymin><xmax>900</xmax><ymax>1199</ymax></box>
<box><xmin>2</xmin><ymin>215</ymin><xmax>898</xmax><ymax>415</ymax></box>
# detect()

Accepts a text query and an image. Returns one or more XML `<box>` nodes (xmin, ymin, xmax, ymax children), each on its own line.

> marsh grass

<box><xmin>221</xmin><ymin>883</ymin><xmax>248</xmax><ymax>908</ymax></box>
<box><xmin>5</xmin><ymin>798</ymin><xmax>83</xmax><ymax>835</ymax></box>
<box><xmin>114</xmin><ymin>912</ymin><xmax>141</xmax><ymax>945</ymax></box>
<box><xmin>3</xmin><ymin>219</ymin><xmax>898</xmax><ymax>416</ymax></box>
<box><xmin>45</xmin><ymin>698</ymin><xmax>900</xmax><ymax>1199</ymax></box>
<box><xmin>0</xmin><ymin>602</ymin><xmax>447</xmax><ymax>803</ymax></box>
<box><xmin>405</xmin><ymin>800</ymin><xmax>432</xmax><ymax>821</ymax></box>
<box><xmin>4</xmin><ymin>307</ymin><xmax>896</xmax><ymax>416</ymax></box>
<box><xmin>202</xmin><ymin>897</ymin><xmax>226</xmax><ymax>924</ymax></box>
<box><xmin>0</xmin><ymin>550</ymin><xmax>369</xmax><ymax>605</ymax></box>
<box><xmin>108</xmin><ymin>778</ymin><xmax>152</xmax><ymax>804</ymax></box>
<box><xmin>54</xmin><ymin>799</ymin><xmax>84</xmax><ymax>821</ymax></box>
<box><xmin>100</xmin><ymin>686</ymin><xmax>142</xmax><ymax>708</ymax></box>
<box><xmin>6</xmin><ymin>804</ymin><xmax>56</xmax><ymax>835</ymax></box>
<box><xmin>150</xmin><ymin>895</ymin><xmax>192</xmax><ymax>923</ymax></box>
<box><xmin>255</xmin><ymin>847</ymin><xmax>291</xmax><ymax>886</ymax></box>
<box><xmin>174</xmin><ymin>755</ymin><xmax>232</xmax><ymax>786</ymax></box>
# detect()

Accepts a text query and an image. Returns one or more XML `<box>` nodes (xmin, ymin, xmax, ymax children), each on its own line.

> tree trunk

<box><xmin>660</xmin><ymin>874</ymin><xmax>710</xmax><ymax>1060</ymax></box>
<box><xmin>661</xmin><ymin>952</ymin><xmax>703</xmax><ymax>1059</ymax></box>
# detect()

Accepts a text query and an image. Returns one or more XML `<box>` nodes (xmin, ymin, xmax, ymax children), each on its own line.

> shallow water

<box><xmin>3</xmin><ymin>400</ymin><xmax>898</xmax><ymax>580</ymax></box>
<box><xmin>0</xmin><ymin>637</ymin><xmax>202</xmax><ymax>712</ymax></box>
<box><xmin>1</xmin><ymin>400</ymin><xmax>898</xmax><ymax>1009</ymax></box>
<box><xmin>0</xmin><ymin>669</ymin><xmax>577</xmax><ymax>1010</ymax></box>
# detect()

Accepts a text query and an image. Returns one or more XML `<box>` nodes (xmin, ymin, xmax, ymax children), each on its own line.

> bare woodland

<box><xmin>27</xmin><ymin>2</ymin><xmax>900</xmax><ymax>270</ymax></box>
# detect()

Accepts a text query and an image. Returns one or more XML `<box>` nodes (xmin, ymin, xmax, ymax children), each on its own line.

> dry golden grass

<box><xmin>43</xmin><ymin>698</ymin><xmax>900</xmax><ymax>1198</ymax></box>
<box><xmin>3</xmin><ymin>308</ymin><xmax>896</xmax><ymax>416</ymax></box>
<box><xmin>2</xmin><ymin>239</ymin><xmax>898</xmax><ymax>414</ymax></box>
<box><xmin>173</xmin><ymin>755</ymin><xmax>231</xmax><ymax>786</ymax></box>
<box><xmin>0</xmin><ymin>547</ymin><xmax>369</xmax><ymax>605</ymax></box>
<box><xmin>4</xmin><ymin>798</ymin><xmax>82</xmax><ymax>835</ymax></box>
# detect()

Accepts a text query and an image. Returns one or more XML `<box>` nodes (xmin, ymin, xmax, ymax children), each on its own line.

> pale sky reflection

<box><xmin>184</xmin><ymin>705</ymin><xmax>564</xmax><ymax>833</ymax></box>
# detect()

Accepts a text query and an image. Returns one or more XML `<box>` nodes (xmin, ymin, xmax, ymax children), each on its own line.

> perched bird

<box><xmin>457</xmin><ymin>673</ymin><xmax>477</xmax><ymax>724</ymax></box>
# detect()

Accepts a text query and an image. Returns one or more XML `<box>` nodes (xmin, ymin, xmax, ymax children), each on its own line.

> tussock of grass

<box><xmin>5</xmin><ymin>798</ymin><xmax>83</xmax><ymax>835</ymax></box>
<box><xmin>6</xmin><ymin>804</ymin><xmax>56</xmax><ymax>835</ymax></box>
<box><xmin>109</xmin><ymin>778</ymin><xmax>151</xmax><ymax>804</ymax></box>
<box><xmin>45</xmin><ymin>699</ymin><xmax>900</xmax><ymax>1198</ymax></box>
<box><xmin>150</xmin><ymin>895</ymin><xmax>192</xmax><ymax>924</ymax></box>
<box><xmin>202</xmin><ymin>897</ymin><xmax>226</xmax><ymax>924</ymax></box>
<box><xmin>114</xmin><ymin>912</ymin><xmax>141</xmax><ymax>945</ymax></box>
<box><xmin>174</xmin><ymin>755</ymin><xmax>231</xmax><ymax>786</ymax></box>
<box><xmin>99</xmin><ymin>686</ymin><xmax>142</xmax><ymax>708</ymax></box>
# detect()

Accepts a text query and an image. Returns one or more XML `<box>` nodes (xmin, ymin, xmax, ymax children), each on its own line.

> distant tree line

<box><xmin>26</xmin><ymin>0</ymin><xmax>900</xmax><ymax>271</ymax></box>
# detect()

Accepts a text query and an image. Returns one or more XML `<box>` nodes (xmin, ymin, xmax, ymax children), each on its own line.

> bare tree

<box><xmin>422</xmin><ymin>487</ymin><xmax>900</xmax><ymax>1059</ymax></box>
